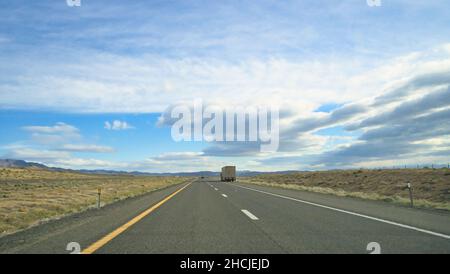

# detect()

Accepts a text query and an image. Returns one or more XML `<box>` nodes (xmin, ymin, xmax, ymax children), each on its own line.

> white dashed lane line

<box><xmin>241</xmin><ymin>209</ymin><xmax>259</xmax><ymax>220</ymax></box>
<box><xmin>221</xmin><ymin>194</ymin><xmax>228</xmax><ymax>198</ymax></box>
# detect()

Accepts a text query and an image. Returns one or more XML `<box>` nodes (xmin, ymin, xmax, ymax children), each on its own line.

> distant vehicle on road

<box><xmin>220</xmin><ymin>166</ymin><xmax>236</xmax><ymax>182</ymax></box>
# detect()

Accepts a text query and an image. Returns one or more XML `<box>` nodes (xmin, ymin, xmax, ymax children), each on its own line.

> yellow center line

<box><xmin>81</xmin><ymin>182</ymin><xmax>192</xmax><ymax>254</ymax></box>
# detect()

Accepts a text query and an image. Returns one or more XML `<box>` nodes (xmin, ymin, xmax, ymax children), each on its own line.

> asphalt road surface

<box><xmin>1</xmin><ymin>178</ymin><xmax>449</xmax><ymax>254</ymax></box>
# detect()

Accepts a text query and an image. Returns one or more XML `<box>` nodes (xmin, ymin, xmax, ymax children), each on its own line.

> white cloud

<box><xmin>58</xmin><ymin>144</ymin><xmax>115</xmax><ymax>153</ymax></box>
<box><xmin>104</xmin><ymin>120</ymin><xmax>134</xmax><ymax>130</ymax></box>
<box><xmin>36</xmin><ymin>152</ymin><xmax>225</xmax><ymax>172</ymax></box>
<box><xmin>22</xmin><ymin>122</ymin><xmax>79</xmax><ymax>135</ymax></box>
<box><xmin>151</xmin><ymin>152</ymin><xmax>204</xmax><ymax>161</ymax></box>
<box><xmin>6</xmin><ymin>148</ymin><xmax>71</xmax><ymax>161</ymax></box>
<box><xmin>2</xmin><ymin>123</ymin><xmax>117</xmax><ymax>167</ymax></box>
<box><xmin>52</xmin><ymin>158</ymin><xmax>126</xmax><ymax>169</ymax></box>
<box><xmin>0</xmin><ymin>44</ymin><xmax>448</xmax><ymax>120</ymax></box>
<box><xmin>139</xmin><ymin>153</ymin><xmax>227</xmax><ymax>172</ymax></box>
<box><xmin>22</xmin><ymin>122</ymin><xmax>81</xmax><ymax>145</ymax></box>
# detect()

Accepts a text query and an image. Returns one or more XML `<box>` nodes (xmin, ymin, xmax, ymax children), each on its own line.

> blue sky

<box><xmin>0</xmin><ymin>1</ymin><xmax>449</xmax><ymax>171</ymax></box>
<box><xmin>0</xmin><ymin>111</ymin><xmax>203</xmax><ymax>160</ymax></box>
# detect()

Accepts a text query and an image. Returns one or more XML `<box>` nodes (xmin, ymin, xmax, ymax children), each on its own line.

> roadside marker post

<box><xmin>97</xmin><ymin>188</ymin><xmax>102</xmax><ymax>209</ymax></box>
<box><xmin>406</xmin><ymin>183</ymin><xmax>414</xmax><ymax>208</ymax></box>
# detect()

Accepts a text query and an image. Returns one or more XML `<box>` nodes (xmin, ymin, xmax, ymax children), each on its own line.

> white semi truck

<box><xmin>220</xmin><ymin>166</ymin><xmax>236</xmax><ymax>182</ymax></box>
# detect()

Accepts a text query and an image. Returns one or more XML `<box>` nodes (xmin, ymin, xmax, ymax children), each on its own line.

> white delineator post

<box><xmin>406</xmin><ymin>183</ymin><xmax>414</xmax><ymax>208</ymax></box>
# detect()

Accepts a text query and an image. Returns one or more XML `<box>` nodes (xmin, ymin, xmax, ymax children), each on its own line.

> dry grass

<box><xmin>0</xmin><ymin>168</ymin><xmax>190</xmax><ymax>236</ymax></box>
<box><xmin>240</xmin><ymin>168</ymin><xmax>450</xmax><ymax>211</ymax></box>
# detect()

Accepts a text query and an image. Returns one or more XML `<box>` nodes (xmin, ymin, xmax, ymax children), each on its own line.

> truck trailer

<box><xmin>220</xmin><ymin>166</ymin><xmax>236</xmax><ymax>182</ymax></box>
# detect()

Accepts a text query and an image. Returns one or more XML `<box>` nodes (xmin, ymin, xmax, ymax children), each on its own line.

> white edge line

<box><xmin>221</xmin><ymin>194</ymin><xmax>228</xmax><ymax>197</ymax></box>
<box><xmin>233</xmin><ymin>184</ymin><xmax>450</xmax><ymax>240</ymax></box>
<box><xmin>241</xmin><ymin>209</ymin><xmax>259</xmax><ymax>220</ymax></box>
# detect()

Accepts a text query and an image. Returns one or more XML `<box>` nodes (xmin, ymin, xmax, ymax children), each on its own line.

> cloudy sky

<box><xmin>0</xmin><ymin>0</ymin><xmax>449</xmax><ymax>172</ymax></box>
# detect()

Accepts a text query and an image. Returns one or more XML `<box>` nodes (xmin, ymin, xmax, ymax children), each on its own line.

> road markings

<box><xmin>233</xmin><ymin>184</ymin><xmax>450</xmax><ymax>240</ymax></box>
<box><xmin>241</xmin><ymin>209</ymin><xmax>259</xmax><ymax>220</ymax></box>
<box><xmin>221</xmin><ymin>194</ymin><xmax>228</xmax><ymax>198</ymax></box>
<box><xmin>214</xmin><ymin>188</ymin><xmax>219</xmax><ymax>191</ymax></box>
<box><xmin>81</xmin><ymin>183</ymin><xmax>192</xmax><ymax>254</ymax></box>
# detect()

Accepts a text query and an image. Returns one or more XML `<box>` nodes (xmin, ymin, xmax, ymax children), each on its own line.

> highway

<box><xmin>1</xmin><ymin>178</ymin><xmax>449</xmax><ymax>254</ymax></box>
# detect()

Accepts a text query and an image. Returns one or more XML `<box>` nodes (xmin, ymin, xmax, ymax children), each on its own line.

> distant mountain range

<box><xmin>0</xmin><ymin>159</ymin><xmax>48</xmax><ymax>169</ymax></box>
<box><xmin>0</xmin><ymin>159</ymin><xmax>298</xmax><ymax>177</ymax></box>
